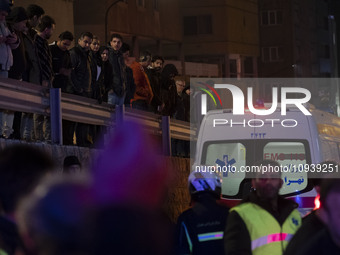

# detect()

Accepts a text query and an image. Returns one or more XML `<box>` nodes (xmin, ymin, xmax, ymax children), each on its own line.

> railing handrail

<box><xmin>0</xmin><ymin>78</ymin><xmax>195</xmax><ymax>144</ymax></box>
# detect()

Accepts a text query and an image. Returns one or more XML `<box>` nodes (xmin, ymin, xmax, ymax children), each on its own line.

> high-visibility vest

<box><xmin>0</xmin><ymin>249</ymin><xmax>8</xmax><ymax>255</ymax></box>
<box><xmin>232</xmin><ymin>202</ymin><xmax>301</xmax><ymax>255</ymax></box>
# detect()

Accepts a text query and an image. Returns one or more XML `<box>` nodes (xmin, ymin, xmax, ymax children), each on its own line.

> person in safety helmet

<box><xmin>175</xmin><ymin>170</ymin><xmax>229</xmax><ymax>255</ymax></box>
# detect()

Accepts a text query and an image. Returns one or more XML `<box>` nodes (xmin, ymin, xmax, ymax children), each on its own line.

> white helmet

<box><xmin>188</xmin><ymin>170</ymin><xmax>222</xmax><ymax>198</ymax></box>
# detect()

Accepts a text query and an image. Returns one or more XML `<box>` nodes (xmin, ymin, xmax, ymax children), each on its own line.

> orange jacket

<box><xmin>130</xmin><ymin>61</ymin><xmax>153</xmax><ymax>104</ymax></box>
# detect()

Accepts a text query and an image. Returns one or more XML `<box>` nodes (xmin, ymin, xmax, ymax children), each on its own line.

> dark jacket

<box><xmin>294</xmin><ymin>228</ymin><xmax>340</xmax><ymax>255</ymax></box>
<box><xmin>283</xmin><ymin>210</ymin><xmax>325</xmax><ymax>255</ymax></box>
<box><xmin>124</xmin><ymin>66</ymin><xmax>136</xmax><ymax>105</ymax></box>
<box><xmin>224</xmin><ymin>191</ymin><xmax>298</xmax><ymax>255</ymax></box>
<box><xmin>145</xmin><ymin>67</ymin><xmax>163</xmax><ymax>112</ymax></box>
<box><xmin>0</xmin><ymin>216</ymin><xmax>26</xmax><ymax>255</ymax></box>
<box><xmin>70</xmin><ymin>45</ymin><xmax>92</xmax><ymax>97</ymax></box>
<box><xmin>22</xmin><ymin>29</ymin><xmax>41</xmax><ymax>84</ymax></box>
<box><xmin>160</xmin><ymin>64</ymin><xmax>178</xmax><ymax>116</ymax></box>
<box><xmin>173</xmin><ymin>92</ymin><xmax>190</xmax><ymax>122</ymax></box>
<box><xmin>108</xmin><ymin>47</ymin><xmax>126</xmax><ymax>97</ymax></box>
<box><xmin>35</xmin><ymin>34</ymin><xmax>53</xmax><ymax>83</ymax></box>
<box><xmin>161</xmin><ymin>81</ymin><xmax>177</xmax><ymax>116</ymax></box>
<box><xmin>50</xmin><ymin>42</ymin><xmax>73</xmax><ymax>93</ymax></box>
<box><xmin>175</xmin><ymin>193</ymin><xmax>229</xmax><ymax>255</ymax></box>
<box><xmin>90</xmin><ymin>51</ymin><xmax>113</xmax><ymax>103</ymax></box>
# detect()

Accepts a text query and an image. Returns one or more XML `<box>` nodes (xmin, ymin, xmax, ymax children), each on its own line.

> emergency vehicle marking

<box><xmin>251</xmin><ymin>133</ymin><xmax>266</xmax><ymax>139</ymax></box>
<box><xmin>215</xmin><ymin>155</ymin><xmax>236</xmax><ymax>177</ymax></box>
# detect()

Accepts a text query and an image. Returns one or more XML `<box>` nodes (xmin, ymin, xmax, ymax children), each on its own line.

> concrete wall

<box><xmin>0</xmin><ymin>138</ymin><xmax>191</xmax><ymax>222</ymax></box>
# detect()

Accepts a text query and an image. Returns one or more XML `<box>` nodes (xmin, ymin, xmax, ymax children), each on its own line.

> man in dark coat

<box><xmin>107</xmin><ymin>33</ymin><xmax>127</xmax><ymax>106</ymax></box>
<box><xmin>146</xmin><ymin>55</ymin><xmax>164</xmax><ymax>113</ymax></box>
<box><xmin>69</xmin><ymin>32</ymin><xmax>93</xmax><ymax>146</ymax></box>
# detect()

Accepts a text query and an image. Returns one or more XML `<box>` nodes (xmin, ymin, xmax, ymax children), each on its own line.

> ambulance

<box><xmin>193</xmin><ymin>104</ymin><xmax>340</xmax><ymax>215</ymax></box>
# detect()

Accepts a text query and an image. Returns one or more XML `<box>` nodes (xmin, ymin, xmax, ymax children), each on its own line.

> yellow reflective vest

<box><xmin>232</xmin><ymin>202</ymin><xmax>301</xmax><ymax>255</ymax></box>
<box><xmin>0</xmin><ymin>249</ymin><xmax>8</xmax><ymax>255</ymax></box>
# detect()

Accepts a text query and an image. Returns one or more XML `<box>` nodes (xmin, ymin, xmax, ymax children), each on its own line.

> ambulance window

<box><xmin>263</xmin><ymin>142</ymin><xmax>308</xmax><ymax>195</ymax></box>
<box><xmin>204</xmin><ymin>143</ymin><xmax>246</xmax><ymax>196</ymax></box>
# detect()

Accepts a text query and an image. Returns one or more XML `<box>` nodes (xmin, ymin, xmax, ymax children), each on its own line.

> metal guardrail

<box><xmin>0</xmin><ymin>78</ymin><xmax>195</xmax><ymax>150</ymax></box>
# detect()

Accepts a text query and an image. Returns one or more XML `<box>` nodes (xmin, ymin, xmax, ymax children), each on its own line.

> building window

<box><xmin>320</xmin><ymin>44</ymin><xmax>330</xmax><ymax>58</ymax></box>
<box><xmin>244</xmin><ymin>57</ymin><xmax>254</xmax><ymax>76</ymax></box>
<box><xmin>153</xmin><ymin>0</ymin><xmax>159</xmax><ymax>11</ymax></box>
<box><xmin>261</xmin><ymin>10</ymin><xmax>283</xmax><ymax>25</ymax></box>
<box><xmin>262</xmin><ymin>47</ymin><xmax>283</xmax><ymax>62</ymax></box>
<box><xmin>183</xmin><ymin>15</ymin><xmax>212</xmax><ymax>35</ymax></box>
<box><xmin>230</xmin><ymin>59</ymin><xmax>237</xmax><ymax>78</ymax></box>
<box><xmin>136</xmin><ymin>0</ymin><xmax>145</xmax><ymax>8</ymax></box>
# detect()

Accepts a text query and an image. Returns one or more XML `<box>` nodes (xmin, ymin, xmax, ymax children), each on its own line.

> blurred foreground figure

<box><xmin>293</xmin><ymin>178</ymin><xmax>340</xmax><ymax>255</ymax></box>
<box><xmin>16</xmin><ymin>122</ymin><xmax>172</xmax><ymax>255</ymax></box>
<box><xmin>0</xmin><ymin>144</ymin><xmax>54</xmax><ymax>255</ymax></box>
<box><xmin>17</xmin><ymin>176</ymin><xmax>92</xmax><ymax>255</ymax></box>
<box><xmin>284</xmin><ymin>161</ymin><xmax>339</xmax><ymax>255</ymax></box>
<box><xmin>90</xmin><ymin>121</ymin><xmax>172</xmax><ymax>255</ymax></box>
<box><xmin>175</xmin><ymin>171</ymin><xmax>229</xmax><ymax>255</ymax></box>
<box><xmin>63</xmin><ymin>155</ymin><xmax>82</xmax><ymax>174</ymax></box>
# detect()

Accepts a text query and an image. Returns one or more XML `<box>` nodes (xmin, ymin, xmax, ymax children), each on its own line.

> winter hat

<box><xmin>0</xmin><ymin>0</ymin><xmax>10</xmax><ymax>13</ymax></box>
<box><xmin>63</xmin><ymin>156</ymin><xmax>81</xmax><ymax>168</ymax></box>
<box><xmin>91</xmin><ymin>121</ymin><xmax>171</xmax><ymax>209</ymax></box>
<box><xmin>6</xmin><ymin>7</ymin><xmax>27</xmax><ymax>23</ymax></box>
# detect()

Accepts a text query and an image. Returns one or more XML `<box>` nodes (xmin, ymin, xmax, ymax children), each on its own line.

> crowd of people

<box><xmin>0</xmin><ymin>133</ymin><xmax>339</xmax><ymax>255</ymax></box>
<box><xmin>0</xmin><ymin>1</ymin><xmax>192</xmax><ymax>150</ymax></box>
<box><xmin>176</xmin><ymin>160</ymin><xmax>340</xmax><ymax>255</ymax></box>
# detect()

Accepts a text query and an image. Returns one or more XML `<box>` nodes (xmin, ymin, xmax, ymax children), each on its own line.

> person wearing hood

<box><xmin>160</xmin><ymin>64</ymin><xmax>178</xmax><ymax>117</ymax></box>
<box><xmin>91</xmin><ymin>46</ymin><xmax>113</xmax><ymax>104</ymax></box>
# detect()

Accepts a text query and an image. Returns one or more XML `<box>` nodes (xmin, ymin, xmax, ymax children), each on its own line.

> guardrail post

<box><xmin>50</xmin><ymin>88</ymin><xmax>62</xmax><ymax>145</ymax></box>
<box><xmin>194</xmin><ymin>91</ymin><xmax>203</xmax><ymax>129</ymax></box>
<box><xmin>162</xmin><ymin>116</ymin><xmax>171</xmax><ymax>156</ymax></box>
<box><xmin>115</xmin><ymin>104</ymin><xmax>125</xmax><ymax>126</ymax></box>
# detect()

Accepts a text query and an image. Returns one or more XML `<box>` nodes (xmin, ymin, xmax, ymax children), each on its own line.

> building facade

<box><xmin>14</xmin><ymin>0</ymin><xmax>75</xmax><ymax>44</ymax></box>
<box><xmin>258</xmin><ymin>0</ymin><xmax>339</xmax><ymax>114</ymax></box>
<box><xmin>177</xmin><ymin>0</ymin><xmax>259</xmax><ymax>77</ymax></box>
<box><xmin>74</xmin><ymin>0</ymin><xmax>182</xmax><ymax>59</ymax></box>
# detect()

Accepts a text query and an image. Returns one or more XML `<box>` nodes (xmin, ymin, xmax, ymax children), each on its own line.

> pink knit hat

<box><xmin>91</xmin><ymin>121</ymin><xmax>170</xmax><ymax>208</ymax></box>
